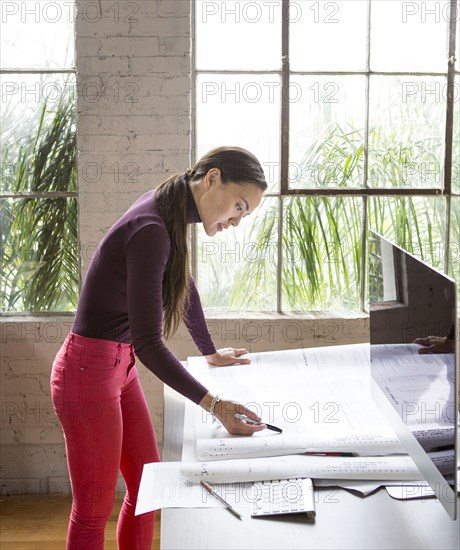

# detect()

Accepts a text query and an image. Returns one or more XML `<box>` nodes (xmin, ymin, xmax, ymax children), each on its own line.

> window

<box><xmin>0</xmin><ymin>1</ymin><xmax>78</xmax><ymax>313</ymax></box>
<box><xmin>193</xmin><ymin>0</ymin><xmax>459</xmax><ymax>314</ymax></box>
<box><xmin>369</xmin><ymin>233</ymin><xmax>401</xmax><ymax>304</ymax></box>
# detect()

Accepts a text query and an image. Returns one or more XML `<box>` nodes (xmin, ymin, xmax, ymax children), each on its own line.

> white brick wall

<box><xmin>77</xmin><ymin>0</ymin><xmax>192</xmax><ymax>270</ymax></box>
<box><xmin>1</xmin><ymin>319</ymin><xmax>73</xmax><ymax>495</ymax></box>
<box><xmin>1</xmin><ymin>0</ymin><xmax>193</xmax><ymax>498</ymax></box>
<box><xmin>0</xmin><ymin>0</ymin><xmax>370</xmax><ymax>496</ymax></box>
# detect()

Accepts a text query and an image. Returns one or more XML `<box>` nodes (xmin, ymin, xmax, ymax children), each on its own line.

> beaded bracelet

<box><xmin>209</xmin><ymin>395</ymin><xmax>221</xmax><ymax>421</ymax></box>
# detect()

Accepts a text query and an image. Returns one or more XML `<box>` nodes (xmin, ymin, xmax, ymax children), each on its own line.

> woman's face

<box><xmin>196</xmin><ymin>169</ymin><xmax>264</xmax><ymax>236</ymax></box>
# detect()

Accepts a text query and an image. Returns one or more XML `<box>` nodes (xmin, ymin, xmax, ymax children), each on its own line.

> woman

<box><xmin>50</xmin><ymin>146</ymin><xmax>268</xmax><ymax>549</ymax></box>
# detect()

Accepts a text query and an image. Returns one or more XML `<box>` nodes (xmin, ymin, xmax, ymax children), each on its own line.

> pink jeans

<box><xmin>50</xmin><ymin>332</ymin><xmax>160</xmax><ymax>550</ymax></box>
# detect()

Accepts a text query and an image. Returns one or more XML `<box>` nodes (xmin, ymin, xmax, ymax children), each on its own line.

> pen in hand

<box><xmin>234</xmin><ymin>413</ymin><xmax>283</xmax><ymax>434</ymax></box>
<box><xmin>200</xmin><ymin>480</ymin><xmax>243</xmax><ymax>520</ymax></box>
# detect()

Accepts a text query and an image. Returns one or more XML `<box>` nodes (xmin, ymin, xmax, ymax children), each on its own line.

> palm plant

<box><xmin>0</xmin><ymin>81</ymin><xmax>78</xmax><ymax>312</ymax></box>
<box><xmin>226</xmin><ymin>121</ymin><xmax>449</xmax><ymax>312</ymax></box>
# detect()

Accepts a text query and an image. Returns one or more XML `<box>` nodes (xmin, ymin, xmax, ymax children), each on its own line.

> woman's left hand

<box><xmin>205</xmin><ymin>347</ymin><xmax>250</xmax><ymax>366</ymax></box>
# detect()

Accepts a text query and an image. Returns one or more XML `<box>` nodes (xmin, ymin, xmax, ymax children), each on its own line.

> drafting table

<box><xmin>160</xmin><ymin>380</ymin><xmax>459</xmax><ymax>550</ymax></box>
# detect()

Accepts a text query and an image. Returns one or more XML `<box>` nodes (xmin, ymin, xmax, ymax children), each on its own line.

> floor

<box><xmin>0</xmin><ymin>495</ymin><xmax>161</xmax><ymax>549</ymax></box>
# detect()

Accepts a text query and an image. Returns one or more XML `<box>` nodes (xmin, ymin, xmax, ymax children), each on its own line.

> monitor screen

<box><xmin>369</xmin><ymin>231</ymin><xmax>458</xmax><ymax>519</ymax></box>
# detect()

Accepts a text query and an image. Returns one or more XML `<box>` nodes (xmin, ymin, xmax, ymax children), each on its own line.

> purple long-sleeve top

<box><xmin>72</xmin><ymin>185</ymin><xmax>215</xmax><ymax>404</ymax></box>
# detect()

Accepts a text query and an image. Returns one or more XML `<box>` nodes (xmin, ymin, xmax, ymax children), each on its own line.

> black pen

<box><xmin>234</xmin><ymin>413</ymin><xmax>283</xmax><ymax>434</ymax></box>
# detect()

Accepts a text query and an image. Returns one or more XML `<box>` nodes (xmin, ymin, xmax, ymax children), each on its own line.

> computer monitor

<box><xmin>369</xmin><ymin>231</ymin><xmax>458</xmax><ymax>519</ymax></box>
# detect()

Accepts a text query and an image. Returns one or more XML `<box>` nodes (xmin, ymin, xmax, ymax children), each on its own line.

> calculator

<box><xmin>251</xmin><ymin>478</ymin><xmax>316</xmax><ymax>518</ymax></box>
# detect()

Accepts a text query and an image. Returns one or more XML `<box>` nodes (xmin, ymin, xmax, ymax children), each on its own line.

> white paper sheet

<box><xmin>187</xmin><ymin>345</ymin><xmax>404</xmax><ymax>459</ymax></box>
<box><xmin>385</xmin><ymin>484</ymin><xmax>436</xmax><ymax>500</ymax></box>
<box><xmin>314</xmin><ymin>479</ymin><xmax>390</xmax><ymax>497</ymax></box>
<box><xmin>371</xmin><ymin>343</ymin><xmax>455</xmax><ymax>433</ymax></box>
<box><xmin>180</xmin><ymin>454</ymin><xmax>424</xmax><ymax>484</ymax></box>
<box><xmin>135</xmin><ymin>462</ymin><xmax>221</xmax><ymax>516</ymax></box>
<box><xmin>314</xmin><ymin>478</ymin><xmax>439</xmax><ymax>498</ymax></box>
<box><xmin>195</xmin><ymin>432</ymin><xmax>403</xmax><ymax>460</ymax></box>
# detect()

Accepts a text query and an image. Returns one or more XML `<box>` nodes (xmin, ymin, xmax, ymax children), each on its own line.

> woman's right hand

<box><xmin>199</xmin><ymin>393</ymin><xmax>266</xmax><ymax>435</ymax></box>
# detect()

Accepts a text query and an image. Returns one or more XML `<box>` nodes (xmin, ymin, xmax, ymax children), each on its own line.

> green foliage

<box><xmin>229</xmin><ymin>122</ymin><xmax>450</xmax><ymax>312</ymax></box>
<box><xmin>1</xmin><ymin>85</ymin><xmax>455</xmax><ymax>314</ymax></box>
<box><xmin>0</xmin><ymin>83</ymin><xmax>78</xmax><ymax>312</ymax></box>
<box><xmin>295</xmin><ymin>124</ymin><xmax>364</xmax><ymax>188</ymax></box>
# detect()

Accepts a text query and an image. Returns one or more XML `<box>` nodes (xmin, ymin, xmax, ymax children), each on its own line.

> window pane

<box><xmin>0</xmin><ymin>197</ymin><xmax>78</xmax><ymax>312</ymax></box>
<box><xmin>197</xmin><ymin>196</ymin><xmax>278</xmax><ymax>311</ymax></box>
<box><xmin>0</xmin><ymin>73</ymin><xmax>76</xmax><ymax>193</ymax></box>
<box><xmin>368</xmin><ymin>196</ymin><xmax>446</xmax><ymax>271</ymax></box>
<box><xmin>281</xmin><ymin>196</ymin><xmax>362</xmax><ymax>311</ymax></box>
<box><xmin>450</xmin><ymin>197</ymin><xmax>459</xmax><ymax>319</ymax></box>
<box><xmin>289</xmin><ymin>75</ymin><xmax>365</xmax><ymax>188</ymax></box>
<box><xmin>370</xmin><ymin>0</ymin><xmax>449</xmax><ymax>73</ymax></box>
<box><xmin>0</xmin><ymin>0</ymin><xmax>75</xmax><ymax>68</ymax></box>
<box><xmin>196</xmin><ymin>73</ymin><xmax>281</xmax><ymax>192</ymax></box>
<box><xmin>368</xmin><ymin>232</ymin><xmax>385</xmax><ymax>304</ymax></box>
<box><xmin>195</xmin><ymin>0</ymin><xmax>281</xmax><ymax>70</ymax></box>
<box><xmin>368</xmin><ymin>76</ymin><xmax>446</xmax><ymax>189</ymax></box>
<box><xmin>290</xmin><ymin>0</ymin><xmax>367</xmax><ymax>72</ymax></box>
<box><xmin>453</xmin><ymin>70</ymin><xmax>460</xmax><ymax>195</ymax></box>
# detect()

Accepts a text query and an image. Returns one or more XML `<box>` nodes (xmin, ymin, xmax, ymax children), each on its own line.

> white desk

<box><xmin>160</xmin><ymin>385</ymin><xmax>459</xmax><ymax>550</ymax></box>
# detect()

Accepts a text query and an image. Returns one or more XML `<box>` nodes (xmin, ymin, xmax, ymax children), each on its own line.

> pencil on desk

<box><xmin>200</xmin><ymin>480</ymin><xmax>243</xmax><ymax>520</ymax></box>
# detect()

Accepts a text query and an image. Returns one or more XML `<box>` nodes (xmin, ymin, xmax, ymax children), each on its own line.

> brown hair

<box><xmin>155</xmin><ymin>146</ymin><xmax>267</xmax><ymax>339</ymax></box>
